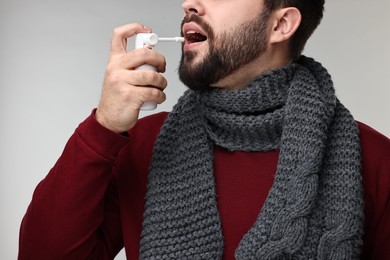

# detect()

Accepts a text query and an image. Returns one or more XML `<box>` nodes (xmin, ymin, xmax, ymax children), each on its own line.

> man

<box><xmin>19</xmin><ymin>0</ymin><xmax>390</xmax><ymax>259</ymax></box>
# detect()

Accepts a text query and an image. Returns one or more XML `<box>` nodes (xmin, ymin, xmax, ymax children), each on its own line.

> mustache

<box><xmin>180</xmin><ymin>14</ymin><xmax>213</xmax><ymax>38</ymax></box>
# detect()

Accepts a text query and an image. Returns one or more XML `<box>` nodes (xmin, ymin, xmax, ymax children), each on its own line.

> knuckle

<box><xmin>105</xmin><ymin>62</ymin><xmax>116</xmax><ymax>74</ymax></box>
<box><xmin>107</xmin><ymin>71</ymin><xmax>123</xmax><ymax>85</ymax></box>
<box><xmin>111</xmin><ymin>75</ymin><xmax>121</xmax><ymax>85</ymax></box>
<box><xmin>112</xmin><ymin>27</ymin><xmax>122</xmax><ymax>37</ymax></box>
<box><xmin>119</xmin><ymin>89</ymin><xmax>134</xmax><ymax>101</ymax></box>
<box><xmin>159</xmin><ymin>92</ymin><xmax>167</xmax><ymax>104</ymax></box>
<box><xmin>140</xmin><ymin>72</ymin><xmax>167</xmax><ymax>89</ymax></box>
<box><xmin>142</xmin><ymin>87</ymin><xmax>161</xmax><ymax>100</ymax></box>
<box><xmin>136</xmin><ymin>71</ymin><xmax>149</xmax><ymax>84</ymax></box>
<box><xmin>152</xmin><ymin>73</ymin><xmax>168</xmax><ymax>89</ymax></box>
<box><xmin>135</xmin><ymin>47</ymin><xmax>151</xmax><ymax>57</ymax></box>
<box><xmin>161</xmin><ymin>56</ymin><xmax>167</xmax><ymax>66</ymax></box>
<box><xmin>147</xmin><ymin>71</ymin><xmax>159</xmax><ymax>83</ymax></box>
<box><xmin>160</xmin><ymin>76</ymin><xmax>168</xmax><ymax>88</ymax></box>
<box><xmin>155</xmin><ymin>75</ymin><xmax>167</xmax><ymax>89</ymax></box>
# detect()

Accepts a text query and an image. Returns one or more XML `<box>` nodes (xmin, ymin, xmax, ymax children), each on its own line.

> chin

<box><xmin>184</xmin><ymin>48</ymin><xmax>208</xmax><ymax>62</ymax></box>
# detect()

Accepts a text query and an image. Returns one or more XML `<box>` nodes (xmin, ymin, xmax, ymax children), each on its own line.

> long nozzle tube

<box><xmin>158</xmin><ymin>37</ymin><xmax>185</xmax><ymax>43</ymax></box>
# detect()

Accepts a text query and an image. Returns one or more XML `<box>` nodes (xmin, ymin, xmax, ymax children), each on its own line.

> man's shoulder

<box><xmin>357</xmin><ymin>122</ymin><xmax>390</xmax><ymax>260</ymax></box>
<box><xmin>357</xmin><ymin>121</ymin><xmax>389</xmax><ymax>179</ymax></box>
<box><xmin>357</xmin><ymin>121</ymin><xmax>390</xmax><ymax>155</ymax></box>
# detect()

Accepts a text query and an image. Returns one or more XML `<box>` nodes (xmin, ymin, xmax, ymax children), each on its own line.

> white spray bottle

<box><xmin>135</xmin><ymin>33</ymin><xmax>184</xmax><ymax>110</ymax></box>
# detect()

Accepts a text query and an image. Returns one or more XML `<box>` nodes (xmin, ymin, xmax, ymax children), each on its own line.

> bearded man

<box><xmin>19</xmin><ymin>0</ymin><xmax>390</xmax><ymax>259</ymax></box>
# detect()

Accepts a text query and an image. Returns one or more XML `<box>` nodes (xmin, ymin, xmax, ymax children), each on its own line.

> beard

<box><xmin>179</xmin><ymin>10</ymin><xmax>270</xmax><ymax>91</ymax></box>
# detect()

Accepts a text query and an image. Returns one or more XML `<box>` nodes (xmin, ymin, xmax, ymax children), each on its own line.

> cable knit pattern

<box><xmin>140</xmin><ymin>56</ymin><xmax>364</xmax><ymax>259</ymax></box>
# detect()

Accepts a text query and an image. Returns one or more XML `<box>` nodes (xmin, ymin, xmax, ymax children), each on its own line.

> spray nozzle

<box><xmin>135</xmin><ymin>33</ymin><xmax>184</xmax><ymax>49</ymax></box>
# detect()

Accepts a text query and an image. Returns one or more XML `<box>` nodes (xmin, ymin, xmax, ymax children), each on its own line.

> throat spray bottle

<box><xmin>135</xmin><ymin>33</ymin><xmax>184</xmax><ymax>110</ymax></box>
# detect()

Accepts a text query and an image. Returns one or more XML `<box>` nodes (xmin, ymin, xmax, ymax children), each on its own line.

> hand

<box><xmin>96</xmin><ymin>23</ymin><xmax>168</xmax><ymax>133</ymax></box>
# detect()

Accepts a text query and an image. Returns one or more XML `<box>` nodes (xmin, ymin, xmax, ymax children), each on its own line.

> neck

<box><xmin>213</xmin><ymin>48</ymin><xmax>292</xmax><ymax>90</ymax></box>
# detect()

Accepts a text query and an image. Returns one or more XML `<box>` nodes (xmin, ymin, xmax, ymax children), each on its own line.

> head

<box><xmin>179</xmin><ymin>0</ymin><xmax>325</xmax><ymax>90</ymax></box>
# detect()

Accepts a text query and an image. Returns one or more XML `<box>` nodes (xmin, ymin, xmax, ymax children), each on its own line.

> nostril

<box><xmin>184</xmin><ymin>7</ymin><xmax>198</xmax><ymax>15</ymax></box>
<box><xmin>182</xmin><ymin>1</ymin><xmax>201</xmax><ymax>15</ymax></box>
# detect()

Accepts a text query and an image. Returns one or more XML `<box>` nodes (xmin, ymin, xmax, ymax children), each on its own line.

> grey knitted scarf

<box><xmin>140</xmin><ymin>56</ymin><xmax>364</xmax><ymax>259</ymax></box>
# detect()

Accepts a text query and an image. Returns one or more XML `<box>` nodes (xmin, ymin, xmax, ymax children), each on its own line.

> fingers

<box><xmin>96</xmin><ymin>23</ymin><xmax>169</xmax><ymax>133</ymax></box>
<box><xmin>111</xmin><ymin>48</ymin><xmax>167</xmax><ymax>73</ymax></box>
<box><xmin>101</xmin><ymin>60</ymin><xmax>168</xmax><ymax>117</ymax></box>
<box><xmin>109</xmin><ymin>23</ymin><xmax>166</xmax><ymax>72</ymax></box>
<box><xmin>133</xmin><ymin>86</ymin><xmax>167</xmax><ymax>106</ymax></box>
<box><xmin>106</xmin><ymin>69</ymin><xmax>168</xmax><ymax>91</ymax></box>
<box><xmin>96</xmin><ymin>70</ymin><xmax>167</xmax><ymax>133</ymax></box>
<box><xmin>110</xmin><ymin>23</ymin><xmax>151</xmax><ymax>56</ymax></box>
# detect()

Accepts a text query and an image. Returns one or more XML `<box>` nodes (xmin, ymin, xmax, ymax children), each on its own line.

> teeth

<box><xmin>184</xmin><ymin>29</ymin><xmax>207</xmax><ymax>43</ymax></box>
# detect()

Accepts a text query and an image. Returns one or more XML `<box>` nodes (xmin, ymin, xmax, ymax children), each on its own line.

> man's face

<box><xmin>179</xmin><ymin>1</ymin><xmax>270</xmax><ymax>90</ymax></box>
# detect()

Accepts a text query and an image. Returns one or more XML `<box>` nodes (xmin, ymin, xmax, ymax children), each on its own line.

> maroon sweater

<box><xmin>19</xmin><ymin>111</ymin><xmax>390</xmax><ymax>259</ymax></box>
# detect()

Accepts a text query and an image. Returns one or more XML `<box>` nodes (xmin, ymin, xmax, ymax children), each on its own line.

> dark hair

<box><xmin>263</xmin><ymin>0</ymin><xmax>325</xmax><ymax>60</ymax></box>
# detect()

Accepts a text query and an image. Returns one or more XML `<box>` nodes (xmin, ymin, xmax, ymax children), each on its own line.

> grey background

<box><xmin>1</xmin><ymin>0</ymin><xmax>389</xmax><ymax>259</ymax></box>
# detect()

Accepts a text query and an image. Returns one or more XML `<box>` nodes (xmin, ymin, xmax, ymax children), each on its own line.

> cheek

<box><xmin>210</xmin><ymin>3</ymin><xmax>263</xmax><ymax>31</ymax></box>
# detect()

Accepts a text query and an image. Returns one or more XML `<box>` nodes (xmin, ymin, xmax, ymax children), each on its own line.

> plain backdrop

<box><xmin>1</xmin><ymin>0</ymin><xmax>389</xmax><ymax>259</ymax></box>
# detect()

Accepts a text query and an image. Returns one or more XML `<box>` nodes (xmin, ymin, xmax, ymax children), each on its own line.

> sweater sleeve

<box><xmin>19</xmin><ymin>110</ymin><xmax>130</xmax><ymax>259</ymax></box>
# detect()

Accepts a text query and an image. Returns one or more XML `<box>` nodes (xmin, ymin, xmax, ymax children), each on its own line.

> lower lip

<box><xmin>183</xmin><ymin>40</ymin><xmax>207</xmax><ymax>52</ymax></box>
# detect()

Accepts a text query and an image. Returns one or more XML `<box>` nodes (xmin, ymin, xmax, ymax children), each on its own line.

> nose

<box><xmin>182</xmin><ymin>0</ymin><xmax>204</xmax><ymax>16</ymax></box>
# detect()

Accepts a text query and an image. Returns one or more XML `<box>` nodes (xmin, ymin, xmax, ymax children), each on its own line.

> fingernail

<box><xmin>143</xmin><ymin>25</ymin><xmax>152</xmax><ymax>32</ymax></box>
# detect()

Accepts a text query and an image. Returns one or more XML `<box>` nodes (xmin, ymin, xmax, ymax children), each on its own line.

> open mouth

<box><xmin>185</xmin><ymin>30</ymin><xmax>208</xmax><ymax>44</ymax></box>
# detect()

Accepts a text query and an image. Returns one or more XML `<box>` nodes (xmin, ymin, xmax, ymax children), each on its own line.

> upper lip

<box><xmin>182</xmin><ymin>22</ymin><xmax>208</xmax><ymax>41</ymax></box>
